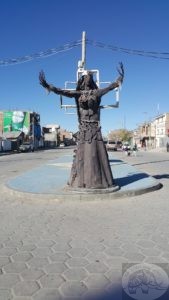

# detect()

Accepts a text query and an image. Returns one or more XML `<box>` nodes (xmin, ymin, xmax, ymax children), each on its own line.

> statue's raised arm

<box><xmin>39</xmin><ymin>70</ymin><xmax>79</xmax><ymax>98</ymax></box>
<box><xmin>97</xmin><ymin>62</ymin><xmax>124</xmax><ymax>97</ymax></box>
<box><xmin>116</xmin><ymin>62</ymin><xmax>124</xmax><ymax>85</ymax></box>
<box><xmin>39</xmin><ymin>70</ymin><xmax>49</xmax><ymax>90</ymax></box>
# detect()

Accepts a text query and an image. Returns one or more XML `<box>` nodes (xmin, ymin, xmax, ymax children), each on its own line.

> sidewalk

<box><xmin>1</xmin><ymin>150</ymin><xmax>169</xmax><ymax>300</ymax></box>
<box><xmin>7</xmin><ymin>152</ymin><xmax>162</xmax><ymax>200</ymax></box>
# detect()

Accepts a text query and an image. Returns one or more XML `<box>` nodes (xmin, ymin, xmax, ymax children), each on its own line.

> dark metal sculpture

<box><xmin>39</xmin><ymin>63</ymin><xmax>124</xmax><ymax>189</ymax></box>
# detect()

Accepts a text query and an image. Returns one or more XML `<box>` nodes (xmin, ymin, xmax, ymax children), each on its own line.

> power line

<box><xmin>1</xmin><ymin>38</ymin><xmax>169</xmax><ymax>66</ymax></box>
<box><xmin>0</xmin><ymin>40</ymin><xmax>81</xmax><ymax>66</ymax></box>
<box><xmin>87</xmin><ymin>39</ymin><xmax>169</xmax><ymax>60</ymax></box>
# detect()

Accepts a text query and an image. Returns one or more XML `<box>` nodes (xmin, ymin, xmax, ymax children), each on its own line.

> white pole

<box><xmin>81</xmin><ymin>31</ymin><xmax>86</xmax><ymax>69</ymax></box>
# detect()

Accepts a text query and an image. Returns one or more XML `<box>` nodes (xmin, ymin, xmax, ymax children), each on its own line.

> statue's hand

<box><xmin>39</xmin><ymin>70</ymin><xmax>50</xmax><ymax>92</ymax></box>
<box><xmin>116</xmin><ymin>62</ymin><xmax>124</xmax><ymax>85</ymax></box>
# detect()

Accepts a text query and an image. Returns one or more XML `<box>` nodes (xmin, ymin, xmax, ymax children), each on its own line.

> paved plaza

<box><xmin>0</xmin><ymin>148</ymin><xmax>169</xmax><ymax>299</ymax></box>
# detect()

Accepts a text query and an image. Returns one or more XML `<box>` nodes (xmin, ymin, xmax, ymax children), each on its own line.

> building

<box><xmin>2</xmin><ymin>131</ymin><xmax>24</xmax><ymax>151</ymax></box>
<box><xmin>132</xmin><ymin>112</ymin><xmax>169</xmax><ymax>149</ymax></box>
<box><xmin>59</xmin><ymin>128</ymin><xmax>73</xmax><ymax>146</ymax></box>
<box><xmin>0</xmin><ymin>110</ymin><xmax>41</xmax><ymax>151</ymax></box>
<box><xmin>154</xmin><ymin>113</ymin><xmax>169</xmax><ymax>148</ymax></box>
<box><xmin>0</xmin><ymin>112</ymin><xmax>3</xmax><ymax>135</ymax></box>
<box><xmin>43</xmin><ymin>124</ymin><xmax>60</xmax><ymax>148</ymax></box>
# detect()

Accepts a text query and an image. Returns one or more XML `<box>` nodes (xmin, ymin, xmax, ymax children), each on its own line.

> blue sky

<box><xmin>0</xmin><ymin>0</ymin><xmax>169</xmax><ymax>135</ymax></box>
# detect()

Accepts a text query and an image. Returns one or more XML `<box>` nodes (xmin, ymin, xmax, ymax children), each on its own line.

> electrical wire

<box><xmin>0</xmin><ymin>40</ymin><xmax>81</xmax><ymax>66</ymax></box>
<box><xmin>87</xmin><ymin>39</ymin><xmax>169</xmax><ymax>60</ymax></box>
<box><xmin>1</xmin><ymin>38</ymin><xmax>169</xmax><ymax>66</ymax></box>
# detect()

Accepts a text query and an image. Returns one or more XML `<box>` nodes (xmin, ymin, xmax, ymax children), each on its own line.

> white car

<box><xmin>106</xmin><ymin>141</ymin><xmax>117</xmax><ymax>151</ymax></box>
<box><xmin>59</xmin><ymin>143</ymin><xmax>65</xmax><ymax>147</ymax></box>
<box><xmin>122</xmin><ymin>143</ymin><xmax>131</xmax><ymax>151</ymax></box>
<box><xmin>19</xmin><ymin>142</ymin><xmax>34</xmax><ymax>152</ymax></box>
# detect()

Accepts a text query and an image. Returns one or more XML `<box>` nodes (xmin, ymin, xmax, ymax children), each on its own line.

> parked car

<box><xmin>106</xmin><ymin>141</ymin><xmax>117</xmax><ymax>151</ymax></box>
<box><xmin>116</xmin><ymin>141</ymin><xmax>122</xmax><ymax>149</ymax></box>
<box><xmin>19</xmin><ymin>142</ymin><xmax>34</xmax><ymax>152</ymax></box>
<box><xmin>122</xmin><ymin>142</ymin><xmax>131</xmax><ymax>152</ymax></box>
<box><xmin>59</xmin><ymin>142</ymin><xmax>65</xmax><ymax>147</ymax></box>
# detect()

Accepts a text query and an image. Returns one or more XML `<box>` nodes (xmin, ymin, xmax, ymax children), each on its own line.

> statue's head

<box><xmin>76</xmin><ymin>71</ymin><xmax>98</xmax><ymax>91</ymax></box>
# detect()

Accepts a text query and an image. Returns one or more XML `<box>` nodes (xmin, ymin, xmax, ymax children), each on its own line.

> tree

<box><xmin>108</xmin><ymin>129</ymin><xmax>132</xmax><ymax>142</ymax></box>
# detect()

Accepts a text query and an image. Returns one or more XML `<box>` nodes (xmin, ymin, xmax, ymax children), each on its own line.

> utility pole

<box><xmin>77</xmin><ymin>31</ymin><xmax>86</xmax><ymax>77</ymax></box>
<box><xmin>81</xmin><ymin>31</ymin><xmax>86</xmax><ymax>69</ymax></box>
<box><xmin>123</xmin><ymin>115</ymin><xmax>126</xmax><ymax>129</ymax></box>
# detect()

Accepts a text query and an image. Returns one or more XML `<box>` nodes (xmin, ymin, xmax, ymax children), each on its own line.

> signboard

<box><xmin>3</xmin><ymin>111</ymin><xmax>30</xmax><ymax>134</ymax></box>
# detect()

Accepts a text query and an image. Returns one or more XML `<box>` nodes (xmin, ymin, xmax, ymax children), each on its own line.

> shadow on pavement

<box><xmin>109</xmin><ymin>159</ymin><xmax>126</xmax><ymax>164</ymax></box>
<box><xmin>132</xmin><ymin>159</ymin><xmax>169</xmax><ymax>166</ymax></box>
<box><xmin>84</xmin><ymin>288</ymin><xmax>169</xmax><ymax>300</ymax></box>
<box><xmin>76</xmin><ymin>284</ymin><xmax>169</xmax><ymax>300</ymax></box>
<box><xmin>83</xmin><ymin>286</ymin><xmax>122</xmax><ymax>300</ymax></box>
<box><xmin>153</xmin><ymin>174</ymin><xmax>169</xmax><ymax>180</ymax></box>
<box><xmin>116</xmin><ymin>172</ymin><xmax>149</xmax><ymax>187</ymax></box>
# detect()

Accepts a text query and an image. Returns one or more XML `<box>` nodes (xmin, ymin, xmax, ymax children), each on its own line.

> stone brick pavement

<box><xmin>0</xmin><ymin>149</ymin><xmax>169</xmax><ymax>299</ymax></box>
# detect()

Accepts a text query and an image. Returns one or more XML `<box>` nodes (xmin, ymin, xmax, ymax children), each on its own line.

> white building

<box><xmin>154</xmin><ymin>113</ymin><xmax>169</xmax><ymax>148</ymax></box>
<box><xmin>43</xmin><ymin>124</ymin><xmax>60</xmax><ymax>147</ymax></box>
<box><xmin>132</xmin><ymin>112</ymin><xmax>169</xmax><ymax>149</ymax></box>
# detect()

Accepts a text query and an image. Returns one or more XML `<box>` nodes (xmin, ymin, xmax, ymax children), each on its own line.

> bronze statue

<box><xmin>39</xmin><ymin>63</ymin><xmax>124</xmax><ymax>189</ymax></box>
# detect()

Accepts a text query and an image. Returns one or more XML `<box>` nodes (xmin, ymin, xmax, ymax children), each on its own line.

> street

<box><xmin>0</xmin><ymin>148</ymin><xmax>169</xmax><ymax>300</ymax></box>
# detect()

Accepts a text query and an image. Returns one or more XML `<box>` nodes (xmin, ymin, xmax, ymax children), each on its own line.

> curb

<box><xmin>6</xmin><ymin>153</ymin><xmax>162</xmax><ymax>201</ymax></box>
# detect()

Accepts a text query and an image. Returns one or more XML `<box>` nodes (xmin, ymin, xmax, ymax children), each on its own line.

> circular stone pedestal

<box><xmin>64</xmin><ymin>185</ymin><xmax>120</xmax><ymax>194</ymax></box>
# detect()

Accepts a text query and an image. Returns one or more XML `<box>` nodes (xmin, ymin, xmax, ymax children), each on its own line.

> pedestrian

<box><xmin>166</xmin><ymin>142</ymin><xmax>169</xmax><ymax>152</ymax></box>
<box><xmin>132</xmin><ymin>143</ymin><xmax>138</xmax><ymax>156</ymax></box>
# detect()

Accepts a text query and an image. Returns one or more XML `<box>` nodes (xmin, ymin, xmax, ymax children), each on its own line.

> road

<box><xmin>0</xmin><ymin>148</ymin><xmax>169</xmax><ymax>300</ymax></box>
